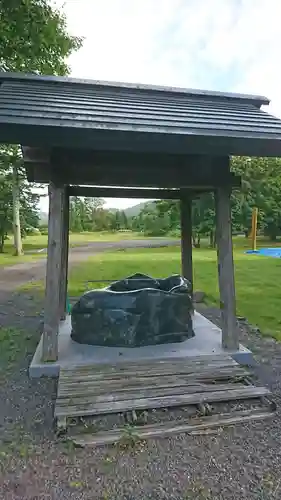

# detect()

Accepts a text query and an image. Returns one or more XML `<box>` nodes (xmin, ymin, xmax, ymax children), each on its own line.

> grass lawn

<box><xmin>24</xmin><ymin>237</ymin><xmax>281</xmax><ymax>340</ymax></box>
<box><xmin>0</xmin><ymin>231</ymin><xmax>147</xmax><ymax>267</ymax></box>
<box><xmin>67</xmin><ymin>244</ymin><xmax>281</xmax><ymax>341</ymax></box>
<box><xmin>16</xmin><ymin>231</ymin><xmax>281</xmax><ymax>340</ymax></box>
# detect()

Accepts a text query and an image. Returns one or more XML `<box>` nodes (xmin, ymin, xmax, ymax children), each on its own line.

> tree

<box><xmin>0</xmin><ymin>150</ymin><xmax>39</xmax><ymax>253</ymax></box>
<box><xmin>231</xmin><ymin>157</ymin><xmax>281</xmax><ymax>240</ymax></box>
<box><xmin>135</xmin><ymin>157</ymin><xmax>281</xmax><ymax>244</ymax></box>
<box><xmin>0</xmin><ymin>170</ymin><xmax>12</xmax><ymax>252</ymax></box>
<box><xmin>0</xmin><ymin>0</ymin><xmax>82</xmax><ymax>75</ymax></box>
<box><xmin>69</xmin><ymin>197</ymin><xmax>107</xmax><ymax>232</ymax></box>
<box><xmin>0</xmin><ymin>0</ymin><xmax>82</xmax><ymax>254</ymax></box>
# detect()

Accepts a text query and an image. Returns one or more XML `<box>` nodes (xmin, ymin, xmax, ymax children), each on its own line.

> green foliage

<box><xmin>69</xmin><ymin>197</ymin><xmax>131</xmax><ymax>233</ymax></box>
<box><xmin>0</xmin><ymin>0</ymin><xmax>83</xmax><ymax>253</ymax></box>
<box><xmin>0</xmin><ymin>0</ymin><xmax>82</xmax><ymax>75</ymax></box>
<box><xmin>231</xmin><ymin>157</ymin><xmax>281</xmax><ymax>239</ymax></box>
<box><xmin>131</xmin><ymin>201</ymin><xmax>172</xmax><ymax>236</ymax></box>
<box><xmin>131</xmin><ymin>157</ymin><xmax>281</xmax><ymax>244</ymax></box>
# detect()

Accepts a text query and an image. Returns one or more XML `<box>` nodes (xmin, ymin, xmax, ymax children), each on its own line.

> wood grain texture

<box><xmin>180</xmin><ymin>193</ymin><xmax>193</xmax><ymax>290</ymax></box>
<box><xmin>70</xmin><ymin>408</ymin><xmax>275</xmax><ymax>447</ymax></box>
<box><xmin>215</xmin><ymin>183</ymin><xmax>238</xmax><ymax>349</ymax></box>
<box><xmin>59</xmin><ymin>188</ymin><xmax>69</xmax><ymax>321</ymax></box>
<box><xmin>55</xmin><ymin>386</ymin><xmax>270</xmax><ymax>418</ymax></box>
<box><xmin>57</xmin><ymin>383</ymin><xmax>247</xmax><ymax>406</ymax></box>
<box><xmin>59</xmin><ymin>364</ymin><xmax>244</xmax><ymax>384</ymax></box>
<box><xmin>43</xmin><ymin>182</ymin><xmax>64</xmax><ymax>362</ymax></box>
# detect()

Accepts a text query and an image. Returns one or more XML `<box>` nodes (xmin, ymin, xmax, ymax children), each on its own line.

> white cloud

<box><xmin>44</xmin><ymin>0</ymin><xmax>281</xmax><ymax>212</ymax></box>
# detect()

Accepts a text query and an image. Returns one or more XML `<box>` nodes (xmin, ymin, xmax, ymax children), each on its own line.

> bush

<box><xmin>25</xmin><ymin>227</ymin><xmax>41</xmax><ymax>236</ymax></box>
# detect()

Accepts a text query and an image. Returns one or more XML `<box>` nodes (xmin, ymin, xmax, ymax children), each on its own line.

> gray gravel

<box><xmin>0</xmin><ymin>294</ymin><xmax>281</xmax><ymax>499</ymax></box>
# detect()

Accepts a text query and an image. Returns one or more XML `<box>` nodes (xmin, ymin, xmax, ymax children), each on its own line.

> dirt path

<box><xmin>0</xmin><ymin>239</ymin><xmax>179</xmax><ymax>292</ymax></box>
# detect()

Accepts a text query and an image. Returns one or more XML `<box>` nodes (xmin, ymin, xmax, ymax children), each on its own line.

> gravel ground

<box><xmin>0</xmin><ymin>293</ymin><xmax>281</xmax><ymax>499</ymax></box>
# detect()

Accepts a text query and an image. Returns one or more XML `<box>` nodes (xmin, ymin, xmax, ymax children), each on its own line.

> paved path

<box><xmin>0</xmin><ymin>239</ymin><xmax>179</xmax><ymax>292</ymax></box>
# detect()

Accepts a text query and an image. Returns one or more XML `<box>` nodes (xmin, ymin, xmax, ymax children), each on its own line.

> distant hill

<box><xmin>124</xmin><ymin>201</ymin><xmax>156</xmax><ymax>217</ymax></box>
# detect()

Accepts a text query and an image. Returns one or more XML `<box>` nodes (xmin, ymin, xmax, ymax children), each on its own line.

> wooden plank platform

<box><xmin>71</xmin><ymin>408</ymin><xmax>276</xmax><ymax>447</ymax></box>
<box><xmin>54</xmin><ymin>354</ymin><xmax>276</xmax><ymax>443</ymax></box>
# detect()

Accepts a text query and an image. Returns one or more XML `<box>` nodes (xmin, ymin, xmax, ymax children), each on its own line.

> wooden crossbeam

<box><xmin>26</xmin><ymin>162</ymin><xmax>241</xmax><ymax>189</ymax></box>
<box><xmin>68</xmin><ymin>186</ymin><xmax>182</xmax><ymax>199</ymax></box>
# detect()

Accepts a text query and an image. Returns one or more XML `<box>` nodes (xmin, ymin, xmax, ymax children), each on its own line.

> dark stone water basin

<box><xmin>71</xmin><ymin>273</ymin><xmax>194</xmax><ymax>347</ymax></box>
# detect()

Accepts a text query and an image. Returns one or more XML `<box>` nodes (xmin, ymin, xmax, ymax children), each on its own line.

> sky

<box><xmin>42</xmin><ymin>0</ymin><xmax>281</xmax><ymax>212</ymax></box>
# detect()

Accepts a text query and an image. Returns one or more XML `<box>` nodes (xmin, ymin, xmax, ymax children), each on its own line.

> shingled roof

<box><xmin>0</xmin><ymin>71</ymin><xmax>281</xmax><ymax>156</ymax></box>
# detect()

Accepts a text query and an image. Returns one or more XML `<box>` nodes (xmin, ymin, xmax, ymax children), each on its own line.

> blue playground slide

<box><xmin>246</xmin><ymin>247</ymin><xmax>281</xmax><ymax>258</ymax></box>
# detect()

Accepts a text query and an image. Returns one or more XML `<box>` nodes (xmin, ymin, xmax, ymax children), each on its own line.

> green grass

<box><xmin>0</xmin><ymin>327</ymin><xmax>37</xmax><ymax>376</ymax></box>
<box><xmin>24</xmin><ymin>239</ymin><xmax>281</xmax><ymax>340</ymax></box>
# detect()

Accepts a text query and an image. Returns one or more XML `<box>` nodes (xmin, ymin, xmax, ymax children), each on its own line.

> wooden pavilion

<box><xmin>1</xmin><ymin>72</ymin><xmax>280</xmax><ymax>438</ymax></box>
<box><xmin>1</xmin><ymin>71</ymin><xmax>281</xmax><ymax>366</ymax></box>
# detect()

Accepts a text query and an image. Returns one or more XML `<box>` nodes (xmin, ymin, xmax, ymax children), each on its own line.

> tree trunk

<box><xmin>12</xmin><ymin>164</ymin><xmax>23</xmax><ymax>256</ymax></box>
<box><xmin>210</xmin><ymin>229</ymin><xmax>217</xmax><ymax>248</ymax></box>
<box><xmin>194</xmin><ymin>234</ymin><xmax>201</xmax><ymax>248</ymax></box>
<box><xmin>0</xmin><ymin>232</ymin><xmax>4</xmax><ymax>253</ymax></box>
<box><xmin>213</xmin><ymin>230</ymin><xmax>217</xmax><ymax>248</ymax></box>
<box><xmin>210</xmin><ymin>230</ymin><xmax>214</xmax><ymax>247</ymax></box>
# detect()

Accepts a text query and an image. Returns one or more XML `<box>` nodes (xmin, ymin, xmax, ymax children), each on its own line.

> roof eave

<box><xmin>0</xmin><ymin>71</ymin><xmax>270</xmax><ymax>107</ymax></box>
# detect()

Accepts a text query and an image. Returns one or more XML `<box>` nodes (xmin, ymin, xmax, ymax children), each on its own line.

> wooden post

<box><xmin>215</xmin><ymin>186</ymin><xmax>238</xmax><ymax>350</ymax></box>
<box><xmin>43</xmin><ymin>182</ymin><xmax>64</xmax><ymax>362</ymax></box>
<box><xmin>59</xmin><ymin>188</ymin><xmax>69</xmax><ymax>320</ymax></box>
<box><xmin>251</xmin><ymin>207</ymin><xmax>258</xmax><ymax>252</ymax></box>
<box><xmin>180</xmin><ymin>194</ymin><xmax>193</xmax><ymax>291</ymax></box>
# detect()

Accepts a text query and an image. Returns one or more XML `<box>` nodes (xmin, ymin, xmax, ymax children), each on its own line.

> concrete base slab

<box><xmin>29</xmin><ymin>312</ymin><xmax>254</xmax><ymax>378</ymax></box>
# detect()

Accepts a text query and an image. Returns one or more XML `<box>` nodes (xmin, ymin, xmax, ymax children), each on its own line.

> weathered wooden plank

<box><xmin>59</xmin><ymin>368</ymin><xmax>248</xmax><ymax>390</ymax></box>
<box><xmin>58</xmin><ymin>370</ymin><xmax>248</xmax><ymax>399</ymax></box>
<box><xmin>58</xmin><ymin>375</ymin><xmax>249</xmax><ymax>403</ymax></box>
<box><xmin>61</xmin><ymin>353</ymin><xmax>237</xmax><ymax>372</ymax></box>
<box><xmin>60</xmin><ymin>355</ymin><xmax>238</xmax><ymax>377</ymax></box>
<box><xmin>215</xmin><ymin>184</ymin><xmax>238</xmax><ymax>350</ymax></box>
<box><xmin>55</xmin><ymin>386</ymin><xmax>270</xmax><ymax>418</ymax></box>
<box><xmin>42</xmin><ymin>182</ymin><xmax>64</xmax><ymax>362</ymax></box>
<box><xmin>69</xmin><ymin>407</ymin><xmax>275</xmax><ymax>446</ymax></box>
<box><xmin>180</xmin><ymin>193</ymin><xmax>193</xmax><ymax>290</ymax></box>
<box><xmin>60</xmin><ymin>364</ymin><xmax>243</xmax><ymax>381</ymax></box>
<box><xmin>57</xmin><ymin>382</ymin><xmax>246</xmax><ymax>407</ymax></box>
<box><xmin>58</xmin><ymin>375</ymin><xmax>208</xmax><ymax>395</ymax></box>
<box><xmin>57</xmin><ymin>374</ymin><xmax>244</xmax><ymax>396</ymax></box>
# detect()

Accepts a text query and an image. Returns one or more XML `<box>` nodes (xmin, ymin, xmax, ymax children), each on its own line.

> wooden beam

<box><xmin>25</xmin><ymin>163</ymin><xmax>241</xmax><ymax>189</ymax></box>
<box><xmin>68</xmin><ymin>186</ymin><xmax>182</xmax><ymax>199</ymax></box>
<box><xmin>43</xmin><ymin>182</ymin><xmax>64</xmax><ymax>362</ymax></box>
<box><xmin>215</xmin><ymin>185</ymin><xmax>238</xmax><ymax>350</ymax></box>
<box><xmin>180</xmin><ymin>193</ymin><xmax>193</xmax><ymax>290</ymax></box>
<box><xmin>53</xmin><ymin>150</ymin><xmax>222</xmax><ymax>171</ymax></box>
<box><xmin>21</xmin><ymin>146</ymin><xmax>50</xmax><ymax>163</ymax></box>
<box><xmin>59</xmin><ymin>188</ymin><xmax>69</xmax><ymax>320</ymax></box>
